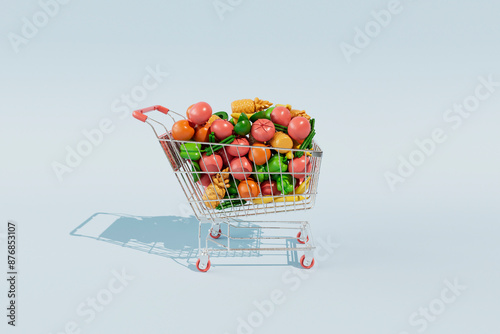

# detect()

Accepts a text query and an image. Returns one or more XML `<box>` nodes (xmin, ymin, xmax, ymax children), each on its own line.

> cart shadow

<box><xmin>70</xmin><ymin>213</ymin><xmax>302</xmax><ymax>272</ymax></box>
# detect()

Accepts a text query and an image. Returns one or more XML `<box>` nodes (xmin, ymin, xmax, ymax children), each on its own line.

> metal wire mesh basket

<box><xmin>134</xmin><ymin>105</ymin><xmax>323</xmax><ymax>220</ymax></box>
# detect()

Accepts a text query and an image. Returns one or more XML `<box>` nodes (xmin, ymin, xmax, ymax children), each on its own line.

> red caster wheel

<box><xmin>210</xmin><ymin>228</ymin><xmax>222</xmax><ymax>239</ymax></box>
<box><xmin>297</xmin><ymin>231</ymin><xmax>309</xmax><ymax>244</ymax></box>
<box><xmin>196</xmin><ymin>258</ymin><xmax>211</xmax><ymax>272</ymax></box>
<box><xmin>300</xmin><ymin>255</ymin><xmax>315</xmax><ymax>269</ymax></box>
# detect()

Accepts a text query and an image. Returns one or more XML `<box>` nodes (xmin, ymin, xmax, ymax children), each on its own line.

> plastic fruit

<box><xmin>261</xmin><ymin>180</ymin><xmax>280</xmax><ymax>196</ymax></box>
<box><xmin>193</xmin><ymin>123</ymin><xmax>211</xmax><ymax>142</ymax></box>
<box><xmin>234</xmin><ymin>112</ymin><xmax>251</xmax><ymax>136</ymax></box>
<box><xmin>199</xmin><ymin>153</ymin><xmax>223</xmax><ymax>176</ymax></box>
<box><xmin>288</xmin><ymin>117</ymin><xmax>311</xmax><ymax>141</ymax></box>
<box><xmin>214</xmin><ymin>111</ymin><xmax>228</xmax><ymax>120</ymax></box>
<box><xmin>269</xmin><ymin>132</ymin><xmax>293</xmax><ymax>154</ymax></box>
<box><xmin>211</xmin><ymin>119</ymin><xmax>234</xmax><ymax>141</ymax></box>
<box><xmin>251</xmin><ymin>119</ymin><xmax>275</xmax><ymax>142</ymax></box>
<box><xmin>171</xmin><ymin>120</ymin><xmax>195</xmax><ymax>141</ymax></box>
<box><xmin>270</xmin><ymin>106</ymin><xmax>291</xmax><ymax>126</ymax></box>
<box><xmin>226</xmin><ymin>137</ymin><xmax>250</xmax><ymax>157</ymax></box>
<box><xmin>230</xmin><ymin>157</ymin><xmax>253</xmax><ymax>180</ymax></box>
<box><xmin>198</xmin><ymin>173</ymin><xmax>212</xmax><ymax>187</ymax></box>
<box><xmin>187</xmin><ymin>102</ymin><xmax>212</xmax><ymax>125</ymax></box>
<box><xmin>288</xmin><ymin>155</ymin><xmax>312</xmax><ymax>179</ymax></box>
<box><xmin>179</xmin><ymin>142</ymin><xmax>202</xmax><ymax>160</ymax></box>
<box><xmin>238</xmin><ymin>178</ymin><xmax>260</xmax><ymax>199</ymax></box>
<box><xmin>218</xmin><ymin>148</ymin><xmax>234</xmax><ymax>167</ymax></box>
<box><xmin>248</xmin><ymin>143</ymin><xmax>271</xmax><ymax>165</ymax></box>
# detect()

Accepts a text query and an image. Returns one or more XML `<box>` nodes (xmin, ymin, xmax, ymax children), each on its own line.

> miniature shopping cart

<box><xmin>133</xmin><ymin>105</ymin><xmax>323</xmax><ymax>272</ymax></box>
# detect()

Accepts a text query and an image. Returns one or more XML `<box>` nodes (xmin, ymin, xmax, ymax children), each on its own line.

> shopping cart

<box><xmin>133</xmin><ymin>105</ymin><xmax>323</xmax><ymax>272</ymax></box>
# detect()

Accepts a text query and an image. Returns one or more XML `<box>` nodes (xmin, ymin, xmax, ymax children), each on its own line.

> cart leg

<box><xmin>196</xmin><ymin>250</ymin><xmax>211</xmax><ymax>272</ymax></box>
<box><xmin>209</xmin><ymin>222</ymin><xmax>222</xmax><ymax>239</ymax></box>
<box><xmin>300</xmin><ymin>250</ymin><xmax>315</xmax><ymax>269</ymax></box>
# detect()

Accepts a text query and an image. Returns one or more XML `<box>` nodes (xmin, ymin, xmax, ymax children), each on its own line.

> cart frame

<box><xmin>133</xmin><ymin>105</ymin><xmax>323</xmax><ymax>271</ymax></box>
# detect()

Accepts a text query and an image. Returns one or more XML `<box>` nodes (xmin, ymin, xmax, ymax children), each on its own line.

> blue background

<box><xmin>1</xmin><ymin>0</ymin><xmax>499</xmax><ymax>333</ymax></box>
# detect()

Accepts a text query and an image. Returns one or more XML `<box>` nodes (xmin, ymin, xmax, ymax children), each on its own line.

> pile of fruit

<box><xmin>170</xmin><ymin>98</ymin><xmax>316</xmax><ymax>210</ymax></box>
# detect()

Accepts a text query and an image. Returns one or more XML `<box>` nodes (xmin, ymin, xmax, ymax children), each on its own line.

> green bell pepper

<box><xmin>214</xmin><ymin>111</ymin><xmax>228</xmax><ymax>120</ymax></box>
<box><xmin>191</xmin><ymin>160</ymin><xmax>201</xmax><ymax>182</ymax></box>
<box><xmin>254</xmin><ymin>164</ymin><xmax>270</xmax><ymax>183</ymax></box>
<box><xmin>250</xmin><ymin>107</ymin><xmax>274</xmax><ymax>122</ymax></box>
<box><xmin>234</xmin><ymin>112</ymin><xmax>251</xmax><ymax>136</ymax></box>
<box><xmin>180</xmin><ymin>142</ymin><xmax>202</xmax><ymax>160</ymax></box>
<box><xmin>227</xmin><ymin>178</ymin><xmax>240</xmax><ymax>196</ymax></box>
<box><xmin>276</xmin><ymin>174</ymin><xmax>295</xmax><ymax>195</ymax></box>
<box><xmin>268</xmin><ymin>154</ymin><xmax>288</xmax><ymax>175</ymax></box>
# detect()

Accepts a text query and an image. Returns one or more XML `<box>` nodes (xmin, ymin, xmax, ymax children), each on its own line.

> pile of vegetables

<box><xmin>171</xmin><ymin>98</ymin><xmax>316</xmax><ymax>210</ymax></box>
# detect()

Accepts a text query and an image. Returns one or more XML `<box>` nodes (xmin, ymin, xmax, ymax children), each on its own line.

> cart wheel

<box><xmin>296</xmin><ymin>231</ymin><xmax>309</xmax><ymax>244</ymax></box>
<box><xmin>210</xmin><ymin>228</ymin><xmax>222</xmax><ymax>239</ymax></box>
<box><xmin>300</xmin><ymin>255</ymin><xmax>315</xmax><ymax>269</ymax></box>
<box><xmin>196</xmin><ymin>258</ymin><xmax>211</xmax><ymax>272</ymax></box>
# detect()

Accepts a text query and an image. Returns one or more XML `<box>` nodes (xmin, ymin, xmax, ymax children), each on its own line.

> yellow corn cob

<box><xmin>275</xmin><ymin>104</ymin><xmax>292</xmax><ymax>111</ymax></box>
<box><xmin>231</xmin><ymin>98</ymin><xmax>272</xmax><ymax>115</ymax></box>
<box><xmin>206</xmin><ymin>114</ymin><xmax>221</xmax><ymax>126</ymax></box>
<box><xmin>290</xmin><ymin>109</ymin><xmax>311</xmax><ymax>120</ymax></box>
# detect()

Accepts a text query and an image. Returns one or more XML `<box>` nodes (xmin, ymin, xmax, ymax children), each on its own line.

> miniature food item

<box><xmin>287</xmin><ymin>117</ymin><xmax>311</xmax><ymax>141</ymax></box>
<box><xmin>270</xmin><ymin>106</ymin><xmax>291</xmax><ymax>126</ymax></box>
<box><xmin>171</xmin><ymin>120</ymin><xmax>195</xmax><ymax>141</ymax></box>
<box><xmin>187</xmin><ymin>102</ymin><xmax>212</xmax><ymax>125</ymax></box>
<box><xmin>251</xmin><ymin>119</ymin><xmax>275</xmax><ymax>142</ymax></box>
<box><xmin>210</xmin><ymin>119</ymin><xmax>234</xmax><ymax>141</ymax></box>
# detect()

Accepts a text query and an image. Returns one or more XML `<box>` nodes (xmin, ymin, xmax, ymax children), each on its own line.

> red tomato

<box><xmin>187</xmin><ymin>102</ymin><xmax>212</xmax><ymax>125</ymax></box>
<box><xmin>288</xmin><ymin>117</ymin><xmax>311</xmax><ymax>141</ymax></box>
<box><xmin>171</xmin><ymin>120</ymin><xmax>195</xmax><ymax>141</ymax></box>
<box><xmin>218</xmin><ymin>148</ymin><xmax>234</xmax><ymax>168</ymax></box>
<box><xmin>270</xmin><ymin>106</ymin><xmax>291</xmax><ymax>126</ymax></box>
<box><xmin>251</xmin><ymin>119</ymin><xmax>275</xmax><ymax>142</ymax></box>
<box><xmin>198</xmin><ymin>173</ymin><xmax>212</xmax><ymax>187</ymax></box>
<box><xmin>211</xmin><ymin>119</ymin><xmax>234</xmax><ymax>140</ymax></box>
<box><xmin>199</xmin><ymin>153</ymin><xmax>223</xmax><ymax>176</ymax></box>
<box><xmin>260</xmin><ymin>180</ymin><xmax>280</xmax><ymax>196</ymax></box>
<box><xmin>230</xmin><ymin>156</ymin><xmax>252</xmax><ymax>180</ymax></box>
<box><xmin>226</xmin><ymin>137</ymin><xmax>250</xmax><ymax>157</ymax></box>
<box><xmin>288</xmin><ymin>155</ymin><xmax>312</xmax><ymax>179</ymax></box>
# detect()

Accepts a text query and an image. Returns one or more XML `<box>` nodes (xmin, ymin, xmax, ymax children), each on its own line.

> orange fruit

<box><xmin>248</xmin><ymin>143</ymin><xmax>271</xmax><ymax>166</ymax></box>
<box><xmin>238</xmin><ymin>178</ymin><xmax>260</xmax><ymax>199</ymax></box>
<box><xmin>171</xmin><ymin>120</ymin><xmax>194</xmax><ymax>141</ymax></box>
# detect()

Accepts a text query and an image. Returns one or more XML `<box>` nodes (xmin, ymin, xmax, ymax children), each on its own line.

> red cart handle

<box><xmin>132</xmin><ymin>105</ymin><xmax>169</xmax><ymax>122</ymax></box>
